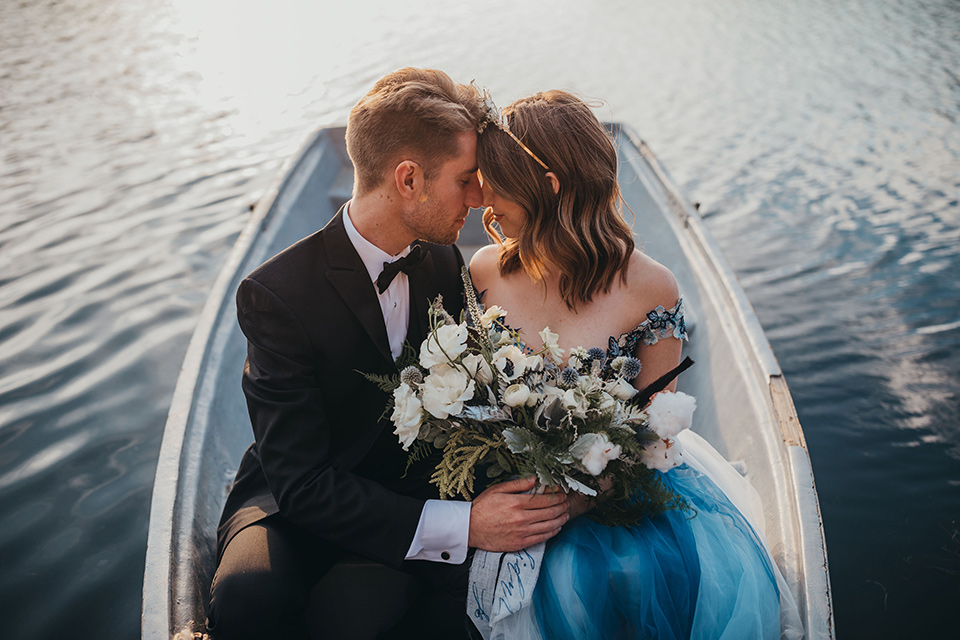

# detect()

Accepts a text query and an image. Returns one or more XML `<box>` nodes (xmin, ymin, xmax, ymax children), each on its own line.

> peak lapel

<box><xmin>323</xmin><ymin>212</ymin><xmax>393</xmax><ymax>364</ymax></box>
<box><xmin>405</xmin><ymin>243</ymin><xmax>436</xmax><ymax>347</ymax></box>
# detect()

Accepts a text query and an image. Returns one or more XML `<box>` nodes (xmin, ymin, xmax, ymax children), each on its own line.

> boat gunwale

<box><xmin>614</xmin><ymin>123</ymin><xmax>833</xmax><ymax>637</ymax></box>
<box><xmin>141</xmin><ymin>128</ymin><xmax>328</xmax><ymax>638</ymax></box>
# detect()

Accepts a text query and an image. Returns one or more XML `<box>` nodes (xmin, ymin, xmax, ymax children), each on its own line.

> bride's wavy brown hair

<box><xmin>477</xmin><ymin>91</ymin><xmax>635</xmax><ymax>310</ymax></box>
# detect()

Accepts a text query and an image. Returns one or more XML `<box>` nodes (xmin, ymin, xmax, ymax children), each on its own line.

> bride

<box><xmin>469</xmin><ymin>90</ymin><xmax>802</xmax><ymax>639</ymax></box>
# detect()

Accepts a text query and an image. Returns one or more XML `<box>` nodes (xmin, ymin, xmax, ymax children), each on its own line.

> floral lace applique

<box><xmin>477</xmin><ymin>289</ymin><xmax>687</xmax><ymax>359</ymax></box>
<box><xmin>612</xmin><ymin>299</ymin><xmax>687</xmax><ymax>357</ymax></box>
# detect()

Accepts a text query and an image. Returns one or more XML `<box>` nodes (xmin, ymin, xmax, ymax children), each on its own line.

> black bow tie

<box><xmin>376</xmin><ymin>245</ymin><xmax>425</xmax><ymax>294</ymax></box>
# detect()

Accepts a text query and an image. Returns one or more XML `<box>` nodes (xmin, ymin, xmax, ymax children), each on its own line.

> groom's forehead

<box><xmin>447</xmin><ymin>131</ymin><xmax>478</xmax><ymax>170</ymax></box>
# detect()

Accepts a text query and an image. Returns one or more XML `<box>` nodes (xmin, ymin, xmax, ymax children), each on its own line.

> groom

<box><xmin>206</xmin><ymin>68</ymin><xmax>572</xmax><ymax>640</ymax></box>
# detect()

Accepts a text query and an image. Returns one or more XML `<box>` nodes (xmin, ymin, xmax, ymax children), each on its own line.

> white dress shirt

<box><xmin>342</xmin><ymin>203</ymin><xmax>471</xmax><ymax>564</ymax></box>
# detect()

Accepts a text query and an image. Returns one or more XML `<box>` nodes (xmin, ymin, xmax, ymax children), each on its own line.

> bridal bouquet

<box><xmin>366</xmin><ymin>269</ymin><xmax>696</xmax><ymax>525</ymax></box>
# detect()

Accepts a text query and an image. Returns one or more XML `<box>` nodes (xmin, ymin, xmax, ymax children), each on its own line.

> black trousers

<box><xmin>206</xmin><ymin>514</ymin><xmax>473</xmax><ymax>640</ymax></box>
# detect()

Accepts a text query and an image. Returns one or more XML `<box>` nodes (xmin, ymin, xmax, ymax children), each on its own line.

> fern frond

<box><xmin>359</xmin><ymin>371</ymin><xmax>400</xmax><ymax>393</ymax></box>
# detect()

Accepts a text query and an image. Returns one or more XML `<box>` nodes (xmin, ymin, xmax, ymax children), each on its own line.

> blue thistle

<box><xmin>400</xmin><ymin>366</ymin><xmax>423</xmax><ymax>386</ymax></box>
<box><xmin>559</xmin><ymin>366</ymin><xmax>580</xmax><ymax>388</ymax></box>
<box><xmin>620</xmin><ymin>357</ymin><xmax>642</xmax><ymax>381</ymax></box>
<box><xmin>586</xmin><ymin>347</ymin><xmax>606</xmax><ymax>361</ymax></box>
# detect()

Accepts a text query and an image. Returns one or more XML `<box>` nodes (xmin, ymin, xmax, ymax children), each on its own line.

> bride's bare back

<box><xmin>470</xmin><ymin>244</ymin><xmax>684</xmax><ymax>392</ymax></box>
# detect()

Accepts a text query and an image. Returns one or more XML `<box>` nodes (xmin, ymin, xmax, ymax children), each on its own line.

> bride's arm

<box><xmin>628</xmin><ymin>255</ymin><xmax>684</xmax><ymax>393</ymax></box>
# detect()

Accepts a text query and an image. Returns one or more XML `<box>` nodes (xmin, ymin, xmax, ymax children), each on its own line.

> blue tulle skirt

<box><xmin>529</xmin><ymin>464</ymin><xmax>782</xmax><ymax>639</ymax></box>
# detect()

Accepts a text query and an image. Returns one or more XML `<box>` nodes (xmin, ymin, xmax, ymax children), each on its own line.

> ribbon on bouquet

<box><xmin>467</xmin><ymin>542</ymin><xmax>545</xmax><ymax>639</ymax></box>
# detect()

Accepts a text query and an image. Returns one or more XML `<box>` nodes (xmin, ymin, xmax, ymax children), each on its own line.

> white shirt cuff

<box><xmin>404</xmin><ymin>499</ymin><xmax>471</xmax><ymax>564</ymax></box>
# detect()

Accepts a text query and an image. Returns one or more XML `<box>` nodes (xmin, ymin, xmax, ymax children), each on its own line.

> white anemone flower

<box><xmin>492</xmin><ymin>345</ymin><xmax>528</xmax><ymax>381</ymax></box>
<box><xmin>461</xmin><ymin>353</ymin><xmax>494</xmax><ymax>385</ymax></box>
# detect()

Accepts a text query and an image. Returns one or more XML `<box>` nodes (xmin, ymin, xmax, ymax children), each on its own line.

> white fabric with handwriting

<box><xmin>468</xmin><ymin>542</ymin><xmax>545</xmax><ymax>638</ymax></box>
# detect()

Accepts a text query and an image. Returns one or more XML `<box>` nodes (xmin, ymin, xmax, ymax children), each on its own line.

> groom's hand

<box><xmin>468</xmin><ymin>476</ymin><xmax>569</xmax><ymax>552</ymax></box>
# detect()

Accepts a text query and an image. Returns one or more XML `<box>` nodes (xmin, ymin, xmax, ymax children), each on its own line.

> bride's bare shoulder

<box><xmin>468</xmin><ymin>244</ymin><xmax>501</xmax><ymax>292</ymax></box>
<box><xmin>625</xmin><ymin>249</ymin><xmax>679</xmax><ymax>311</ymax></box>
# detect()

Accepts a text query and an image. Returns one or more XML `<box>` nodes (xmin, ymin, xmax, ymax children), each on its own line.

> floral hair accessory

<box><xmin>475</xmin><ymin>86</ymin><xmax>550</xmax><ymax>171</ymax></box>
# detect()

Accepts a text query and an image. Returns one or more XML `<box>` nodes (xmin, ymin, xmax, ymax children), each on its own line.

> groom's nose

<box><xmin>465</xmin><ymin>172</ymin><xmax>482</xmax><ymax>208</ymax></box>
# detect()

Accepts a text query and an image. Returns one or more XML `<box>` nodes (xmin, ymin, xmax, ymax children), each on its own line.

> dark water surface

<box><xmin>1</xmin><ymin>0</ymin><xmax>958</xmax><ymax>637</ymax></box>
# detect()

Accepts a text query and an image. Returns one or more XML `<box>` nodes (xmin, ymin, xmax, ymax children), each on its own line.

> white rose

<box><xmin>421</xmin><ymin>367</ymin><xmax>476</xmax><ymax>419</ymax></box>
<box><xmin>419</xmin><ymin>323</ymin><xmax>469</xmax><ymax>370</ymax></box>
<box><xmin>461</xmin><ymin>353</ymin><xmax>494</xmax><ymax>385</ymax></box>
<box><xmin>492</xmin><ymin>345</ymin><xmax>528</xmax><ymax>381</ymax></box>
<box><xmin>571</xmin><ymin>432</ymin><xmax>622</xmax><ymax>476</ymax></box>
<box><xmin>479</xmin><ymin>305</ymin><xmax>506</xmax><ymax>328</ymax></box>
<box><xmin>596</xmin><ymin>391</ymin><xmax>617</xmax><ymax>413</ymax></box>
<box><xmin>605</xmin><ymin>377</ymin><xmax>637</xmax><ymax>402</ymax></box>
<box><xmin>502</xmin><ymin>383</ymin><xmax>532</xmax><ymax>407</ymax></box>
<box><xmin>538</xmin><ymin>326</ymin><xmax>565</xmax><ymax>363</ymax></box>
<box><xmin>646</xmin><ymin>391</ymin><xmax>697</xmax><ymax>438</ymax></box>
<box><xmin>641</xmin><ymin>437</ymin><xmax>684</xmax><ymax>472</ymax></box>
<box><xmin>391</xmin><ymin>383</ymin><xmax>423</xmax><ymax>451</ymax></box>
<box><xmin>562</xmin><ymin>387</ymin><xmax>588</xmax><ymax>418</ymax></box>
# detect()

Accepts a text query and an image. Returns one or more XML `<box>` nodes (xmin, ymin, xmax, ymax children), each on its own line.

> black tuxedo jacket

<box><xmin>217</xmin><ymin>210</ymin><xmax>466</xmax><ymax>569</ymax></box>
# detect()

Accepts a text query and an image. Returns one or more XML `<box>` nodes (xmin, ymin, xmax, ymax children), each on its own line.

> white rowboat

<box><xmin>142</xmin><ymin>124</ymin><xmax>834</xmax><ymax>639</ymax></box>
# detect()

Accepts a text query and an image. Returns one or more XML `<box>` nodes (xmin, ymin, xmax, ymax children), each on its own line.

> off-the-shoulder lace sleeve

<box><xmin>615</xmin><ymin>299</ymin><xmax>687</xmax><ymax>354</ymax></box>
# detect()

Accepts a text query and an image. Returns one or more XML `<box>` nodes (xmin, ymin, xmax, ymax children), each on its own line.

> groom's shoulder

<box><xmin>244</xmin><ymin>228</ymin><xmax>328</xmax><ymax>292</ymax></box>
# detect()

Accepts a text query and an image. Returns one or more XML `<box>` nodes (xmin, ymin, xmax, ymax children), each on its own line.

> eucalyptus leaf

<box><xmin>564</xmin><ymin>475</ymin><xmax>598</xmax><ymax>497</ymax></box>
<box><xmin>459</xmin><ymin>405</ymin><xmax>512</xmax><ymax>422</ymax></box>
<box><xmin>486</xmin><ymin>464</ymin><xmax>505</xmax><ymax>478</ymax></box>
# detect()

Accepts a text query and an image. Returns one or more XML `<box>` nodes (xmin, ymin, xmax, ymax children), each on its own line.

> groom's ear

<box><xmin>394</xmin><ymin>160</ymin><xmax>424</xmax><ymax>201</ymax></box>
<box><xmin>545</xmin><ymin>171</ymin><xmax>560</xmax><ymax>195</ymax></box>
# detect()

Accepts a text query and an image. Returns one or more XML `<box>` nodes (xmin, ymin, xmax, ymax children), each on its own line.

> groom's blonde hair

<box><xmin>477</xmin><ymin>91</ymin><xmax>635</xmax><ymax>310</ymax></box>
<box><xmin>347</xmin><ymin>68</ymin><xmax>482</xmax><ymax>196</ymax></box>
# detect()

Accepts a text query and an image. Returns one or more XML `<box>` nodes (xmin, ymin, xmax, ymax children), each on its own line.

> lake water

<box><xmin>1</xmin><ymin>0</ymin><xmax>958</xmax><ymax>637</ymax></box>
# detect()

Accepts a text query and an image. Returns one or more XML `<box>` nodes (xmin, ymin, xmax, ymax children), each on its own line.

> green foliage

<box><xmin>588</xmin><ymin>460</ymin><xmax>691</xmax><ymax>527</ymax></box>
<box><xmin>431</xmin><ymin>421</ymin><xmax>508</xmax><ymax>500</ymax></box>
<box><xmin>402</xmin><ymin>438</ymin><xmax>438</xmax><ymax>477</ymax></box>
<box><xmin>395</xmin><ymin>340</ymin><xmax>419</xmax><ymax>370</ymax></box>
<box><xmin>360</xmin><ymin>370</ymin><xmax>400</xmax><ymax>393</ymax></box>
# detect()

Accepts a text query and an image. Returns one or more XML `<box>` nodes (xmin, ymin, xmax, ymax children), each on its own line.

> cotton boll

<box><xmin>571</xmin><ymin>432</ymin><xmax>622</xmax><ymax>476</ymax></box>
<box><xmin>646</xmin><ymin>391</ymin><xmax>697</xmax><ymax>438</ymax></box>
<box><xmin>641</xmin><ymin>437</ymin><xmax>684</xmax><ymax>472</ymax></box>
